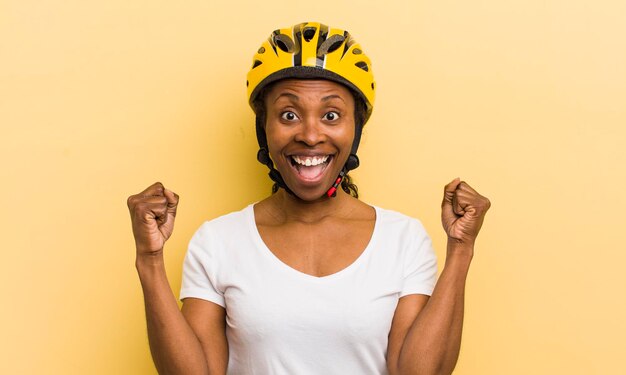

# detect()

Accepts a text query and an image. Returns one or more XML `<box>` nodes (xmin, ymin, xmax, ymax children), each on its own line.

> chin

<box><xmin>278</xmin><ymin>155</ymin><xmax>346</xmax><ymax>202</ymax></box>
<box><xmin>283</xmin><ymin>181</ymin><xmax>333</xmax><ymax>202</ymax></box>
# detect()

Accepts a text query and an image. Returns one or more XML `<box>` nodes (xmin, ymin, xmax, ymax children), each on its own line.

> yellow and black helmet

<box><xmin>247</xmin><ymin>22</ymin><xmax>375</xmax><ymax>122</ymax></box>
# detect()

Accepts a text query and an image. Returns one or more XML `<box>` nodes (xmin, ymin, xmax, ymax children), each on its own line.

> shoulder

<box><xmin>373</xmin><ymin>205</ymin><xmax>428</xmax><ymax>236</ymax></box>
<box><xmin>190</xmin><ymin>204</ymin><xmax>254</xmax><ymax>247</ymax></box>
<box><xmin>198</xmin><ymin>204</ymin><xmax>252</xmax><ymax>231</ymax></box>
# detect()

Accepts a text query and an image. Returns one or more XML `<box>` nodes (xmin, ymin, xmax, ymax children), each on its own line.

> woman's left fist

<box><xmin>441</xmin><ymin>178</ymin><xmax>491</xmax><ymax>245</ymax></box>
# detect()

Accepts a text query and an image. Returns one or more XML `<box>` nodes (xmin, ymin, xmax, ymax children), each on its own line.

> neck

<box><xmin>269</xmin><ymin>188</ymin><xmax>353</xmax><ymax>224</ymax></box>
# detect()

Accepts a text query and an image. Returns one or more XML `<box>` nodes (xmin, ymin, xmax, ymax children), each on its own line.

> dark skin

<box><xmin>254</xmin><ymin>191</ymin><xmax>375</xmax><ymax>278</ymax></box>
<box><xmin>127</xmin><ymin>79</ymin><xmax>490</xmax><ymax>375</ymax></box>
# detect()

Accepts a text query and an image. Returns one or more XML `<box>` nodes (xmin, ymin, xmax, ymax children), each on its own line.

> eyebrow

<box><xmin>274</xmin><ymin>93</ymin><xmax>299</xmax><ymax>103</ymax></box>
<box><xmin>273</xmin><ymin>93</ymin><xmax>346</xmax><ymax>103</ymax></box>
<box><xmin>321</xmin><ymin>94</ymin><xmax>345</xmax><ymax>103</ymax></box>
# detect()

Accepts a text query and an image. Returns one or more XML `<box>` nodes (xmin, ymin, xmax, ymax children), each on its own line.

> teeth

<box><xmin>292</xmin><ymin>155</ymin><xmax>329</xmax><ymax>166</ymax></box>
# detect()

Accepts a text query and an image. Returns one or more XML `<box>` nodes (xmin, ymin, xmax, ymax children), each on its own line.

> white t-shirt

<box><xmin>180</xmin><ymin>204</ymin><xmax>437</xmax><ymax>375</ymax></box>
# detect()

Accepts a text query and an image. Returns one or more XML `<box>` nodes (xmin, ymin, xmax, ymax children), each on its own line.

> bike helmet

<box><xmin>247</xmin><ymin>22</ymin><xmax>375</xmax><ymax>197</ymax></box>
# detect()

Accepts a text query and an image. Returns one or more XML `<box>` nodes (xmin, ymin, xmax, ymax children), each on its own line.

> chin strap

<box><xmin>256</xmin><ymin>146</ymin><xmax>296</xmax><ymax>196</ymax></box>
<box><xmin>326</xmin><ymin>169</ymin><xmax>346</xmax><ymax>197</ymax></box>
<box><xmin>255</xmin><ymin>116</ymin><xmax>362</xmax><ymax>199</ymax></box>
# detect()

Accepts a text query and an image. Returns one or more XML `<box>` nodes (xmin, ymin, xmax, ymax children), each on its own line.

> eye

<box><xmin>280</xmin><ymin>111</ymin><xmax>299</xmax><ymax>121</ymax></box>
<box><xmin>323</xmin><ymin>111</ymin><xmax>340</xmax><ymax>121</ymax></box>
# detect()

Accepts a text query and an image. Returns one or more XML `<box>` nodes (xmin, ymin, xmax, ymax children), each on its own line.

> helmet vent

<box><xmin>318</xmin><ymin>34</ymin><xmax>345</xmax><ymax>55</ymax></box>
<box><xmin>355</xmin><ymin>61</ymin><xmax>369</xmax><ymax>72</ymax></box>
<box><xmin>303</xmin><ymin>27</ymin><xmax>317</xmax><ymax>42</ymax></box>
<box><xmin>248</xmin><ymin>23</ymin><xmax>375</xmax><ymax>124</ymax></box>
<box><xmin>273</xmin><ymin>34</ymin><xmax>295</xmax><ymax>53</ymax></box>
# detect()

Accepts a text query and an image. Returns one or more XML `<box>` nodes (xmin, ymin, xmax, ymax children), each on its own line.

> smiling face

<box><xmin>263</xmin><ymin>79</ymin><xmax>356</xmax><ymax>201</ymax></box>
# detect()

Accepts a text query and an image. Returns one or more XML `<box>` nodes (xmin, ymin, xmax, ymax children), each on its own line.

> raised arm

<box><xmin>128</xmin><ymin>182</ymin><xmax>227</xmax><ymax>375</ymax></box>
<box><xmin>387</xmin><ymin>178</ymin><xmax>490</xmax><ymax>375</ymax></box>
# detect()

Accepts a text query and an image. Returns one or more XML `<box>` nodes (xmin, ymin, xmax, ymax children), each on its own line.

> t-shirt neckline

<box><xmin>245</xmin><ymin>203</ymin><xmax>380</xmax><ymax>282</ymax></box>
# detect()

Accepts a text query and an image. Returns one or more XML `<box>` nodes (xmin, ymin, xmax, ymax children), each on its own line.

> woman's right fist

<box><xmin>127</xmin><ymin>182</ymin><xmax>179</xmax><ymax>256</ymax></box>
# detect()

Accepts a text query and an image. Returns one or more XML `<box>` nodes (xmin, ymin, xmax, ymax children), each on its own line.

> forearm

<box><xmin>397</xmin><ymin>242</ymin><xmax>473</xmax><ymax>375</ymax></box>
<box><xmin>136</xmin><ymin>253</ymin><xmax>209</xmax><ymax>375</ymax></box>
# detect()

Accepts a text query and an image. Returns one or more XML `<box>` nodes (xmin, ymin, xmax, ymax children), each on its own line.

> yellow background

<box><xmin>2</xmin><ymin>0</ymin><xmax>625</xmax><ymax>374</ymax></box>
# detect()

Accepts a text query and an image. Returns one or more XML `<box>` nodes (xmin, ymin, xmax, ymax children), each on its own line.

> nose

<box><xmin>294</xmin><ymin>116</ymin><xmax>325</xmax><ymax>146</ymax></box>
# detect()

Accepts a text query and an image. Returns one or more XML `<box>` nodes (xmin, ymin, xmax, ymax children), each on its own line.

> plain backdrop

<box><xmin>1</xmin><ymin>0</ymin><xmax>625</xmax><ymax>374</ymax></box>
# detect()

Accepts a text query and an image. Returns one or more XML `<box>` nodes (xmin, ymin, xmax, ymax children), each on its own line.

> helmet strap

<box><xmin>326</xmin><ymin>169</ymin><xmax>346</xmax><ymax>197</ymax></box>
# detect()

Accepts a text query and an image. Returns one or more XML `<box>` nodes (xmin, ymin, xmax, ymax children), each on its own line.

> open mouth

<box><xmin>289</xmin><ymin>154</ymin><xmax>333</xmax><ymax>181</ymax></box>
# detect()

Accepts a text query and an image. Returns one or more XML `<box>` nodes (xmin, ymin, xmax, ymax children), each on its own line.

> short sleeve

<box><xmin>179</xmin><ymin>222</ymin><xmax>226</xmax><ymax>307</ymax></box>
<box><xmin>400</xmin><ymin>221</ymin><xmax>438</xmax><ymax>297</ymax></box>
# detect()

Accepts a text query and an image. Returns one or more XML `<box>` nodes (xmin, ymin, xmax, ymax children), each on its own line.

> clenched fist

<box><xmin>441</xmin><ymin>178</ymin><xmax>491</xmax><ymax>245</ymax></box>
<box><xmin>127</xmin><ymin>182</ymin><xmax>179</xmax><ymax>256</ymax></box>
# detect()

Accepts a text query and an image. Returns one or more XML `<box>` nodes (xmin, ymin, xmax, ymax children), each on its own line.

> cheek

<box><xmin>333</xmin><ymin>124</ymin><xmax>356</xmax><ymax>149</ymax></box>
<box><xmin>264</xmin><ymin>123</ymin><xmax>289</xmax><ymax>157</ymax></box>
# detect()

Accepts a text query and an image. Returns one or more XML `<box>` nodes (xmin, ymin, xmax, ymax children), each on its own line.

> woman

<box><xmin>127</xmin><ymin>22</ymin><xmax>491</xmax><ymax>375</ymax></box>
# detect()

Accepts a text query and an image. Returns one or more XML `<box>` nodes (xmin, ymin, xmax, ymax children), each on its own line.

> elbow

<box><xmin>154</xmin><ymin>360</ymin><xmax>210</xmax><ymax>375</ymax></box>
<box><xmin>390</xmin><ymin>359</ymin><xmax>455</xmax><ymax>375</ymax></box>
